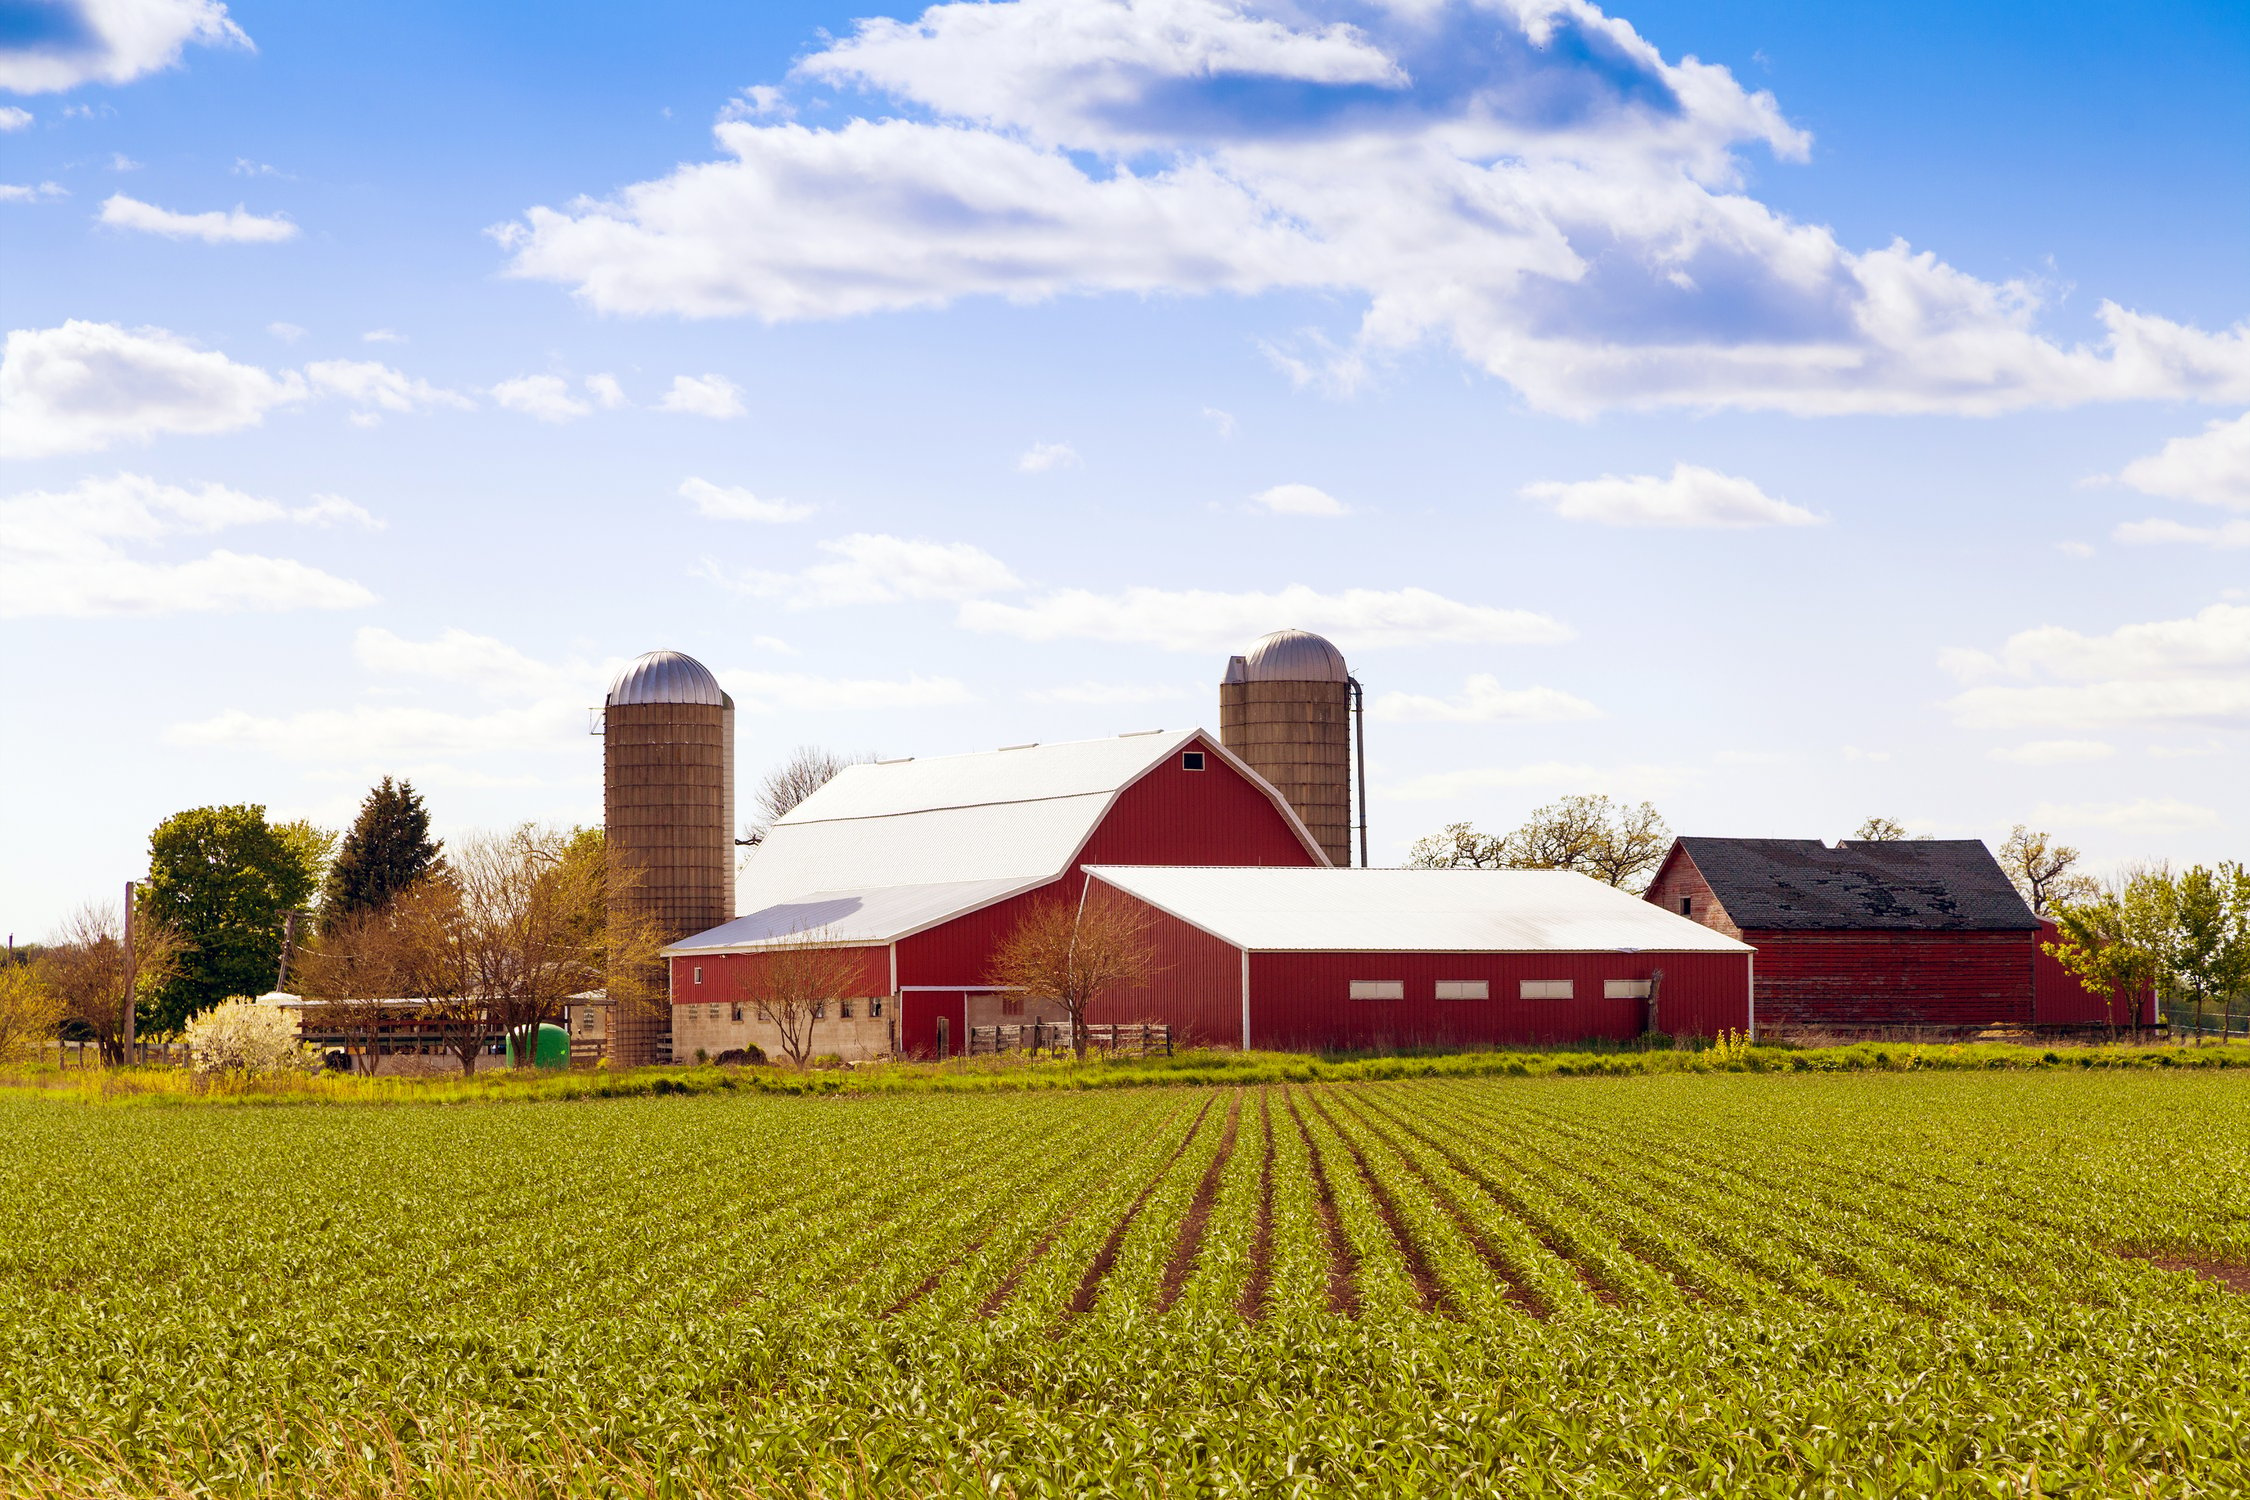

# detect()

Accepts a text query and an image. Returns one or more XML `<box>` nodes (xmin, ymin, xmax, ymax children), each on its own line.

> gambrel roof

<box><xmin>666</xmin><ymin>729</ymin><xmax>1324</xmax><ymax>954</ymax></box>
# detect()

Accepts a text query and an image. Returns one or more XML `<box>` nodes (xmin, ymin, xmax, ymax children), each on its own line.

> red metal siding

<box><xmin>2033</xmin><ymin>920</ymin><xmax>2158</xmax><ymax>1028</ymax></box>
<box><xmin>1746</xmin><ymin>929</ymin><xmax>2036</xmax><ymax>1028</ymax></box>
<box><xmin>1247</xmin><ymin>950</ymin><xmax>1751</xmax><ymax>1052</ymax></box>
<box><xmin>670</xmin><ymin>948</ymin><xmax>891</xmax><ymax>1013</ymax></box>
<box><xmin>1077</xmin><ymin>734</ymin><xmax>1324</xmax><ymax>868</ymax></box>
<box><xmin>894</xmin><ymin>732</ymin><xmax>1320</xmax><ymax>994</ymax></box>
<box><xmin>1087</xmin><ymin>901</ymin><xmax>1245</xmax><ymax>1049</ymax></box>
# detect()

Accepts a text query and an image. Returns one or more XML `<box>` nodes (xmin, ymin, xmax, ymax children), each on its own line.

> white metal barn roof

<box><xmin>1084</xmin><ymin>866</ymin><xmax>1755</xmax><ymax>954</ymax></box>
<box><xmin>670</xmin><ymin>731</ymin><xmax>1325</xmax><ymax>955</ymax></box>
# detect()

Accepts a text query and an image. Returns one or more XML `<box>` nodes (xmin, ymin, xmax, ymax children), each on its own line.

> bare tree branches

<box><xmin>1408</xmin><ymin>795</ymin><xmax>1673</xmax><ymax>892</ymax></box>
<box><xmin>41</xmin><ymin>902</ymin><xmax>186</xmax><ymax>1064</ymax></box>
<box><xmin>747</xmin><ymin>746</ymin><xmax>875</xmax><ymax>842</ymax></box>
<box><xmin>986</xmin><ymin>889</ymin><xmax>1157</xmax><ymax>1060</ymax></box>
<box><xmin>733</xmin><ymin>929</ymin><xmax>868</xmax><ymax>1068</ymax></box>
<box><xmin>1998</xmin><ymin>825</ymin><xmax>2098</xmax><ymax>916</ymax></box>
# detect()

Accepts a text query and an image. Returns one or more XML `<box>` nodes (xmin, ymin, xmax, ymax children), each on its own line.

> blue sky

<box><xmin>3</xmin><ymin>0</ymin><xmax>2246</xmax><ymax>935</ymax></box>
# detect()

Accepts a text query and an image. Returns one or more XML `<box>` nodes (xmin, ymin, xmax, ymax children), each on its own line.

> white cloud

<box><xmin>166</xmin><ymin>702</ymin><xmax>581</xmax><ymax>761</ymax></box>
<box><xmin>584</xmin><ymin>372</ymin><xmax>628</xmax><ymax>409</ymax></box>
<box><xmin>232</xmin><ymin>157</ymin><xmax>287</xmax><ymax>177</ymax></box>
<box><xmin>1987</xmin><ymin>740</ymin><xmax>2115</xmax><ymax>765</ymax></box>
<box><xmin>1370</xmin><ymin>675</ymin><xmax>1600</xmax><ymax>723</ymax></box>
<box><xmin>1022</xmin><ymin>680</ymin><xmax>1187</xmax><ymax>705</ymax></box>
<box><xmin>2114</xmin><ymin>410</ymin><xmax>2250</xmax><ymax>511</ymax></box>
<box><xmin>491</xmin><ymin>374</ymin><xmax>591</xmax><ymax>423</ymax></box>
<box><xmin>1382</xmin><ymin>759</ymin><xmax>1692</xmax><ymax>801</ymax></box>
<box><xmin>720</xmin><ymin>532</ymin><xmax>1023</xmax><ymax>607</ymax></box>
<box><xmin>496</xmin><ymin>0</ymin><xmax>2250</xmax><ymax>418</ymax></box>
<box><xmin>1251</xmin><ymin>482</ymin><xmax>1346</xmax><ymax>517</ymax></box>
<box><xmin>0</xmin><ymin>107</ymin><xmax>31</xmax><ymax>131</ymax></box>
<box><xmin>2028</xmin><ymin>798</ymin><xmax>2219</xmax><ymax>833</ymax></box>
<box><xmin>1524</xmin><ymin>462</ymin><xmax>1819</xmax><ymax>528</ymax></box>
<box><xmin>681</xmin><ymin>476</ymin><xmax>813</xmax><ymax>523</ymax></box>
<box><xmin>97</xmin><ymin>193</ymin><xmax>296</xmax><ymax>243</ymax></box>
<box><xmin>353</xmin><ymin>627</ymin><xmax>580</xmax><ymax>699</ymax></box>
<box><xmin>1202</xmin><ymin>407</ymin><xmax>1235</xmax><ymax>438</ymax></box>
<box><xmin>1017</xmin><ymin>441</ymin><xmax>1079</xmax><ymax>472</ymax></box>
<box><xmin>0</xmin><ymin>472</ymin><xmax>374</xmax><ymax>618</ymax></box>
<box><xmin>658</xmin><ymin>373</ymin><xmax>744</xmax><ymax>418</ymax></box>
<box><xmin>107</xmin><ymin>152</ymin><xmax>140</xmax><ymax>171</ymax></box>
<box><xmin>305</xmin><ymin>359</ymin><xmax>472</xmax><ymax>416</ymax></box>
<box><xmin>361</xmin><ymin>328</ymin><xmax>405</xmax><ymax>344</ymax></box>
<box><xmin>961</xmin><ymin>583</ymin><xmax>1570</xmax><ymax>652</ymax></box>
<box><xmin>0</xmin><ymin>0</ymin><xmax>249</xmax><ymax>93</ymax></box>
<box><xmin>1945</xmin><ymin>602</ymin><xmax>2250</xmax><ymax>729</ymax></box>
<box><xmin>0</xmin><ymin>181</ymin><xmax>68</xmax><ymax>202</ymax></box>
<box><xmin>266</xmin><ymin>321</ymin><xmax>305</xmax><ymax>342</ymax></box>
<box><xmin>2113</xmin><ymin>517</ymin><xmax>2250</xmax><ymax>549</ymax></box>
<box><xmin>0</xmin><ymin>319</ymin><xmax>305</xmax><ymax>457</ymax></box>
<box><xmin>2055</xmin><ymin>539</ymin><xmax>2095</xmax><ymax>558</ymax></box>
<box><xmin>719</xmin><ymin>670</ymin><xmax>975</xmax><ymax>711</ymax></box>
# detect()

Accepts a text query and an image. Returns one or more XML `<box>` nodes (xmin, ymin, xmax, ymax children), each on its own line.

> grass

<box><xmin>0</xmin><ymin>1065</ymin><xmax>2246</xmax><ymax>1495</ymax></box>
<box><xmin>3</xmin><ymin>1031</ymin><xmax>2240</xmax><ymax>1109</ymax></box>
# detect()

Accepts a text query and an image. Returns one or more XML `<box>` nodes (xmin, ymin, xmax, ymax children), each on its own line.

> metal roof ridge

<box><xmin>776</xmin><ymin>787</ymin><xmax>1118</xmax><ymax>827</ymax></box>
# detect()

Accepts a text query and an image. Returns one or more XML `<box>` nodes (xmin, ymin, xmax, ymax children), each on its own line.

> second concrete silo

<box><xmin>1219</xmin><ymin>628</ymin><xmax>1361</xmax><ymax>867</ymax></box>
<box><xmin>603</xmin><ymin>650</ymin><xmax>734</xmax><ymax>1066</ymax></box>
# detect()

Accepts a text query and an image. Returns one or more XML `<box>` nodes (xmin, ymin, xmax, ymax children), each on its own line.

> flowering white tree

<box><xmin>183</xmin><ymin>997</ymin><xmax>310</xmax><ymax>1075</ymax></box>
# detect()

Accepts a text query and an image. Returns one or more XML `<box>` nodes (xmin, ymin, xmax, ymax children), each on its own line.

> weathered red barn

<box><xmin>1644</xmin><ymin>837</ymin><xmax>2043</xmax><ymax>1030</ymax></box>
<box><xmin>665</xmin><ymin>730</ymin><xmax>1326</xmax><ymax>1059</ymax></box>
<box><xmin>2032</xmin><ymin>919</ymin><xmax>2159</xmax><ymax>1029</ymax></box>
<box><xmin>1084</xmin><ymin>866</ymin><xmax>1753</xmax><ymax>1050</ymax></box>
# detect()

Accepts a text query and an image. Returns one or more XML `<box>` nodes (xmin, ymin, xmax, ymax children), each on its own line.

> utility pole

<box><xmin>276</xmin><ymin>909</ymin><xmax>300</xmax><ymax>993</ymax></box>
<box><xmin>121</xmin><ymin>880</ymin><xmax>137</xmax><ymax>1065</ymax></box>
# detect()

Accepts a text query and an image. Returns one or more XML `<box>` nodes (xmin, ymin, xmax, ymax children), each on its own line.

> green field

<box><xmin>2</xmin><ymin>1070</ymin><xmax>2247</xmax><ymax>1497</ymax></box>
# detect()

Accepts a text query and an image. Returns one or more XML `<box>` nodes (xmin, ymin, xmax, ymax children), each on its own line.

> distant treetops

<box><xmin>323</xmin><ymin>777</ymin><xmax>442</xmax><ymax>925</ymax></box>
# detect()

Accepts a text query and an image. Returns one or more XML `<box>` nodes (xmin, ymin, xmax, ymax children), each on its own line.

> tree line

<box><xmin>1</xmin><ymin>777</ymin><xmax>665</xmax><ymax>1073</ymax></box>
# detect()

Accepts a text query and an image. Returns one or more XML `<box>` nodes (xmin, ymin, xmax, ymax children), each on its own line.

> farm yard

<box><xmin>2</xmin><ymin>1068</ymin><xmax>2247</xmax><ymax>1497</ymax></box>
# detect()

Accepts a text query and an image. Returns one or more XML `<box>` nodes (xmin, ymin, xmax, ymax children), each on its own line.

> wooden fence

<box><xmin>965</xmin><ymin>1021</ymin><xmax>1172</xmax><ymax>1059</ymax></box>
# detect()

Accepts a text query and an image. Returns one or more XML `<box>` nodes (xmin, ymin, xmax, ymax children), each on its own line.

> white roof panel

<box><xmin>1084</xmin><ymin>866</ymin><xmax>1754</xmax><ymax>954</ymax></box>
<box><xmin>734</xmin><ymin>729</ymin><xmax>1323</xmax><ymax>918</ymax></box>
<box><xmin>780</xmin><ymin>730</ymin><xmax>1199</xmax><ymax>825</ymax></box>
<box><xmin>668</xmin><ymin>878</ymin><xmax>1037</xmax><ymax>953</ymax></box>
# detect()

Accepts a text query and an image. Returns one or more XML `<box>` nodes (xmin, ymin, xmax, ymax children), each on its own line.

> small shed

<box><xmin>1084</xmin><ymin>866</ymin><xmax>1754</xmax><ymax>1051</ymax></box>
<box><xmin>1644</xmin><ymin>838</ymin><xmax>2041</xmax><ymax>1029</ymax></box>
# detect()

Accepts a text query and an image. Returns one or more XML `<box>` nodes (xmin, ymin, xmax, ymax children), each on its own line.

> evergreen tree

<box><xmin>322</xmin><ymin>778</ymin><xmax>441</xmax><ymax>924</ymax></box>
<box><xmin>143</xmin><ymin>805</ymin><xmax>318</xmax><ymax>1031</ymax></box>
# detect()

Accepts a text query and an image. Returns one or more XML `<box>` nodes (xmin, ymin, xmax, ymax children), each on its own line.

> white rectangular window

<box><xmin>870</xmin><ymin>997</ymin><xmax>884</xmax><ymax>1018</ymax></box>
<box><xmin>1349</xmin><ymin>980</ymin><xmax>1404</xmax><ymax>1001</ymax></box>
<box><xmin>1434</xmin><ymin>980</ymin><xmax>1489</xmax><ymax>1001</ymax></box>
<box><xmin>813</xmin><ymin>1000</ymin><xmax>826</xmax><ymax>1020</ymax></box>
<box><xmin>1182</xmin><ymin>751</ymin><xmax>1206</xmax><ymax>770</ymax></box>
<box><xmin>1605</xmin><ymin>979</ymin><xmax>1652</xmax><ymax>1000</ymax></box>
<box><xmin>1519</xmin><ymin>980</ymin><xmax>1573</xmax><ymax>1001</ymax></box>
<box><xmin>840</xmin><ymin>1000</ymin><xmax>855</xmax><ymax>1019</ymax></box>
<box><xmin>693</xmin><ymin>966</ymin><xmax>703</xmax><ymax>985</ymax></box>
<box><xmin>730</xmin><ymin>1002</ymin><xmax>743</xmax><ymax>1022</ymax></box>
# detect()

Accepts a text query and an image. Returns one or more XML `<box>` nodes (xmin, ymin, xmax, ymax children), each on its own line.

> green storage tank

<box><xmin>505</xmin><ymin>1023</ymin><xmax>571</xmax><ymax>1069</ymax></box>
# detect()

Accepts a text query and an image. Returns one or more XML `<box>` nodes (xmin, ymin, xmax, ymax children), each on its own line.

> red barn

<box><xmin>664</xmin><ymin>729</ymin><xmax>1325</xmax><ymax>1060</ymax></box>
<box><xmin>1645</xmin><ymin>837</ymin><xmax>2043</xmax><ymax>1031</ymax></box>
<box><xmin>1084</xmin><ymin>866</ymin><xmax>1753</xmax><ymax>1050</ymax></box>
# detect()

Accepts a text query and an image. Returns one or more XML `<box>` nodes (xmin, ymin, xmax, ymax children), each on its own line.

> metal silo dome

<box><xmin>605</xmin><ymin>650</ymin><xmax>726</xmax><ymax>708</ymax></box>
<box><xmin>1237</xmin><ymin>628</ymin><xmax>1348</xmax><ymax>684</ymax></box>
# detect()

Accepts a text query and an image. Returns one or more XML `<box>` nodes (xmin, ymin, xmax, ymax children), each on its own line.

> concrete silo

<box><xmin>603</xmin><ymin>650</ymin><xmax>734</xmax><ymax>1066</ymax></box>
<box><xmin>1219</xmin><ymin>629</ymin><xmax>1364</xmax><ymax>867</ymax></box>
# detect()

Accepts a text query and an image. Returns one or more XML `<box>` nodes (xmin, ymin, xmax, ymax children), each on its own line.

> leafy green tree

<box><xmin>2168</xmin><ymin>864</ymin><xmax>2250</xmax><ymax>1044</ymax></box>
<box><xmin>322</xmin><ymin>778</ymin><xmax>441</xmax><ymax>924</ymax></box>
<box><xmin>143</xmin><ymin>805</ymin><xmax>317</xmax><ymax>1031</ymax></box>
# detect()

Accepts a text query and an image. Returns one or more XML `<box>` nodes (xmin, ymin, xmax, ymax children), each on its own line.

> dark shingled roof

<box><xmin>1675</xmin><ymin>837</ymin><xmax>2039</xmax><ymax>932</ymax></box>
